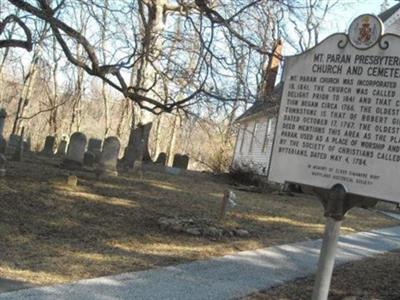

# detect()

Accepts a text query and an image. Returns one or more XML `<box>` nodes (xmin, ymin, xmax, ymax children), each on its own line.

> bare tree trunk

<box><xmin>167</xmin><ymin>113</ymin><xmax>179</xmax><ymax>166</ymax></box>
<box><xmin>101</xmin><ymin>0</ymin><xmax>110</xmax><ymax>138</ymax></box>
<box><xmin>12</xmin><ymin>47</ymin><xmax>42</xmax><ymax>135</ymax></box>
<box><xmin>136</xmin><ymin>0</ymin><xmax>166</xmax><ymax>124</ymax></box>
<box><xmin>153</xmin><ymin>115</ymin><xmax>162</xmax><ymax>157</ymax></box>
<box><xmin>49</xmin><ymin>35</ymin><xmax>60</xmax><ymax>136</ymax></box>
<box><xmin>69</xmin><ymin>8</ymin><xmax>88</xmax><ymax>135</ymax></box>
<box><xmin>69</xmin><ymin>67</ymin><xmax>84</xmax><ymax>134</ymax></box>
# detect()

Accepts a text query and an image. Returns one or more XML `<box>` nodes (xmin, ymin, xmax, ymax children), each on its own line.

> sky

<box><xmin>281</xmin><ymin>0</ymin><xmax>399</xmax><ymax>56</ymax></box>
<box><xmin>321</xmin><ymin>0</ymin><xmax>397</xmax><ymax>37</ymax></box>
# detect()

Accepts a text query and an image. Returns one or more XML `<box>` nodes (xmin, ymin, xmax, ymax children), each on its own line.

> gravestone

<box><xmin>165</xmin><ymin>166</ymin><xmax>182</xmax><ymax>175</ymax></box>
<box><xmin>56</xmin><ymin>138</ymin><xmax>68</xmax><ymax>156</ymax></box>
<box><xmin>99</xmin><ymin>136</ymin><xmax>120</xmax><ymax>174</ymax></box>
<box><xmin>172</xmin><ymin>154</ymin><xmax>189</xmax><ymax>169</ymax></box>
<box><xmin>61</xmin><ymin>132</ymin><xmax>87</xmax><ymax>169</ymax></box>
<box><xmin>122</xmin><ymin>122</ymin><xmax>152</xmax><ymax>167</ymax></box>
<box><xmin>0</xmin><ymin>138</ymin><xmax>6</xmax><ymax>155</ymax></box>
<box><xmin>24</xmin><ymin>136</ymin><xmax>31</xmax><ymax>154</ymax></box>
<box><xmin>67</xmin><ymin>175</ymin><xmax>78</xmax><ymax>187</ymax></box>
<box><xmin>40</xmin><ymin>136</ymin><xmax>56</xmax><ymax>157</ymax></box>
<box><xmin>0</xmin><ymin>109</ymin><xmax>6</xmax><ymax>154</ymax></box>
<box><xmin>155</xmin><ymin>152</ymin><xmax>167</xmax><ymax>166</ymax></box>
<box><xmin>218</xmin><ymin>189</ymin><xmax>237</xmax><ymax>221</ymax></box>
<box><xmin>6</xmin><ymin>134</ymin><xmax>20</xmax><ymax>156</ymax></box>
<box><xmin>87</xmin><ymin>138</ymin><xmax>102</xmax><ymax>162</ymax></box>
<box><xmin>11</xmin><ymin>127</ymin><xmax>24</xmax><ymax>161</ymax></box>
<box><xmin>84</xmin><ymin>151</ymin><xmax>96</xmax><ymax>167</ymax></box>
<box><xmin>0</xmin><ymin>154</ymin><xmax>6</xmax><ymax>177</ymax></box>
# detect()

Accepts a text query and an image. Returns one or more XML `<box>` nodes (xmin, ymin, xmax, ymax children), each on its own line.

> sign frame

<box><xmin>268</xmin><ymin>15</ymin><xmax>400</xmax><ymax>205</ymax></box>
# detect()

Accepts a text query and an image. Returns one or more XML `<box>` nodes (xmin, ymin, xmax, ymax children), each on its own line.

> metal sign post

<box><xmin>312</xmin><ymin>184</ymin><xmax>346</xmax><ymax>300</ymax></box>
<box><xmin>312</xmin><ymin>216</ymin><xmax>342</xmax><ymax>300</ymax></box>
<box><xmin>267</xmin><ymin>13</ymin><xmax>400</xmax><ymax>299</ymax></box>
<box><xmin>310</xmin><ymin>184</ymin><xmax>377</xmax><ymax>300</ymax></box>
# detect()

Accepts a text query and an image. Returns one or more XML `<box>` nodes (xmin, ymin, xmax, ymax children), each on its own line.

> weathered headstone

<box><xmin>11</xmin><ymin>127</ymin><xmax>24</xmax><ymax>161</ymax></box>
<box><xmin>172</xmin><ymin>154</ymin><xmax>189</xmax><ymax>169</ymax></box>
<box><xmin>0</xmin><ymin>109</ymin><xmax>6</xmax><ymax>154</ymax></box>
<box><xmin>0</xmin><ymin>109</ymin><xmax>6</xmax><ymax>135</ymax></box>
<box><xmin>56</xmin><ymin>138</ymin><xmax>68</xmax><ymax>156</ymax></box>
<box><xmin>24</xmin><ymin>136</ymin><xmax>31</xmax><ymax>154</ymax></box>
<box><xmin>99</xmin><ymin>136</ymin><xmax>120</xmax><ymax>174</ymax></box>
<box><xmin>84</xmin><ymin>151</ymin><xmax>96</xmax><ymax>167</ymax></box>
<box><xmin>122</xmin><ymin>122</ymin><xmax>152</xmax><ymax>167</ymax></box>
<box><xmin>0</xmin><ymin>154</ymin><xmax>6</xmax><ymax>177</ymax></box>
<box><xmin>6</xmin><ymin>134</ymin><xmax>20</xmax><ymax>156</ymax></box>
<box><xmin>155</xmin><ymin>152</ymin><xmax>167</xmax><ymax>166</ymax></box>
<box><xmin>0</xmin><ymin>139</ymin><xmax>6</xmax><ymax>154</ymax></box>
<box><xmin>218</xmin><ymin>189</ymin><xmax>237</xmax><ymax>221</ymax></box>
<box><xmin>67</xmin><ymin>175</ymin><xmax>78</xmax><ymax>187</ymax></box>
<box><xmin>87</xmin><ymin>138</ymin><xmax>102</xmax><ymax>162</ymax></box>
<box><xmin>165</xmin><ymin>166</ymin><xmax>182</xmax><ymax>175</ymax></box>
<box><xmin>61</xmin><ymin>132</ymin><xmax>87</xmax><ymax>169</ymax></box>
<box><xmin>40</xmin><ymin>136</ymin><xmax>56</xmax><ymax>157</ymax></box>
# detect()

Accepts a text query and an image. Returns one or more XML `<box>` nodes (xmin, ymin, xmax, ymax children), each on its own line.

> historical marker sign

<box><xmin>269</xmin><ymin>14</ymin><xmax>400</xmax><ymax>203</ymax></box>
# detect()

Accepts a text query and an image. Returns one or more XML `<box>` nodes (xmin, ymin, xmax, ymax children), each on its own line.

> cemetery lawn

<box><xmin>244</xmin><ymin>249</ymin><xmax>400</xmax><ymax>300</ymax></box>
<box><xmin>0</xmin><ymin>156</ymin><xmax>398</xmax><ymax>286</ymax></box>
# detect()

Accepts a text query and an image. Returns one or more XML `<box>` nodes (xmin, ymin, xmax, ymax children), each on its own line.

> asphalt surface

<box><xmin>1</xmin><ymin>225</ymin><xmax>400</xmax><ymax>300</ymax></box>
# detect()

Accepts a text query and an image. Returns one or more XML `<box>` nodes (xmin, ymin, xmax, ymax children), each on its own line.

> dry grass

<box><xmin>245</xmin><ymin>250</ymin><xmax>400</xmax><ymax>300</ymax></box>
<box><xmin>0</xmin><ymin>155</ymin><xmax>397</xmax><ymax>286</ymax></box>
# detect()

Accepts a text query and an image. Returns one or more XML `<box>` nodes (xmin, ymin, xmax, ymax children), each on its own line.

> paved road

<box><xmin>1</xmin><ymin>226</ymin><xmax>400</xmax><ymax>300</ymax></box>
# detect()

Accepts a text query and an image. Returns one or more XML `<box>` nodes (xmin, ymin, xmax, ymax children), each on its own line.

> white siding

<box><xmin>233</xmin><ymin>115</ymin><xmax>276</xmax><ymax>176</ymax></box>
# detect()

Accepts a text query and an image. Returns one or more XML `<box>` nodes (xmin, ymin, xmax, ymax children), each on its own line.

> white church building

<box><xmin>231</xmin><ymin>2</ymin><xmax>400</xmax><ymax>177</ymax></box>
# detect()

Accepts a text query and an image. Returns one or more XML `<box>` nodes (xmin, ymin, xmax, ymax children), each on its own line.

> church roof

<box><xmin>378</xmin><ymin>2</ymin><xmax>400</xmax><ymax>22</ymax></box>
<box><xmin>235</xmin><ymin>82</ymin><xmax>283</xmax><ymax>123</ymax></box>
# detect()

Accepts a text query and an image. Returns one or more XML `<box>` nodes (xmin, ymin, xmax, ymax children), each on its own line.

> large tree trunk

<box><xmin>136</xmin><ymin>0</ymin><xmax>166</xmax><ymax>124</ymax></box>
<box><xmin>68</xmin><ymin>8</ymin><xmax>88</xmax><ymax>135</ymax></box>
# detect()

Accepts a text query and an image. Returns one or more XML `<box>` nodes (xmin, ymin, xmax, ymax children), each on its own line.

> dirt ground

<box><xmin>0</xmin><ymin>155</ymin><xmax>398</xmax><ymax>285</ymax></box>
<box><xmin>244</xmin><ymin>250</ymin><xmax>400</xmax><ymax>300</ymax></box>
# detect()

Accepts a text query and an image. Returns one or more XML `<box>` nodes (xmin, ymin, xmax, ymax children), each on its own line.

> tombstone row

<box><xmin>61</xmin><ymin>132</ymin><xmax>120</xmax><ymax>174</ymax></box>
<box><xmin>154</xmin><ymin>152</ymin><xmax>189</xmax><ymax>170</ymax></box>
<box><xmin>0</xmin><ymin>109</ymin><xmax>190</xmax><ymax>172</ymax></box>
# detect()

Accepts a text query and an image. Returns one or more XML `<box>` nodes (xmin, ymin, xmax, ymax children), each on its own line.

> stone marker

<box><xmin>218</xmin><ymin>189</ymin><xmax>237</xmax><ymax>221</ymax></box>
<box><xmin>0</xmin><ymin>154</ymin><xmax>6</xmax><ymax>177</ymax></box>
<box><xmin>99</xmin><ymin>136</ymin><xmax>120</xmax><ymax>174</ymax></box>
<box><xmin>61</xmin><ymin>132</ymin><xmax>87</xmax><ymax>169</ymax></box>
<box><xmin>132</xmin><ymin>160</ymin><xmax>143</xmax><ymax>179</ymax></box>
<box><xmin>6</xmin><ymin>134</ymin><xmax>20</xmax><ymax>156</ymax></box>
<box><xmin>56</xmin><ymin>138</ymin><xmax>68</xmax><ymax>156</ymax></box>
<box><xmin>0</xmin><ymin>109</ymin><xmax>6</xmax><ymax>135</ymax></box>
<box><xmin>87</xmin><ymin>138</ymin><xmax>102</xmax><ymax>162</ymax></box>
<box><xmin>155</xmin><ymin>152</ymin><xmax>167</xmax><ymax>166</ymax></box>
<box><xmin>0</xmin><ymin>138</ymin><xmax>6</xmax><ymax>154</ymax></box>
<box><xmin>0</xmin><ymin>109</ymin><xmax>7</xmax><ymax>154</ymax></box>
<box><xmin>84</xmin><ymin>151</ymin><xmax>96</xmax><ymax>167</ymax></box>
<box><xmin>11</xmin><ymin>127</ymin><xmax>24</xmax><ymax>161</ymax></box>
<box><xmin>40</xmin><ymin>136</ymin><xmax>56</xmax><ymax>157</ymax></box>
<box><xmin>67</xmin><ymin>175</ymin><xmax>78</xmax><ymax>186</ymax></box>
<box><xmin>24</xmin><ymin>136</ymin><xmax>31</xmax><ymax>154</ymax></box>
<box><xmin>172</xmin><ymin>154</ymin><xmax>189</xmax><ymax>169</ymax></box>
<box><xmin>165</xmin><ymin>166</ymin><xmax>181</xmax><ymax>175</ymax></box>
